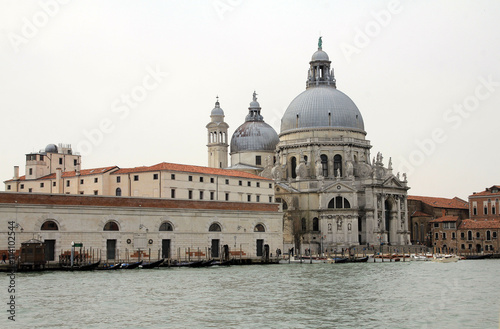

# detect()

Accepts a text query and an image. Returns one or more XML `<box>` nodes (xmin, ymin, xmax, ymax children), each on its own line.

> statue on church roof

<box><xmin>318</xmin><ymin>36</ymin><xmax>322</xmax><ymax>49</ymax></box>
<box><xmin>253</xmin><ymin>91</ymin><xmax>258</xmax><ymax>102</ymax></box>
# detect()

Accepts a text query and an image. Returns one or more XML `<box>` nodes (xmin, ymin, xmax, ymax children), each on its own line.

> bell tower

<box><xmin>206</xmin><ymin>96</ymin><xmax>229</xmax><ymax>168</ymax></box>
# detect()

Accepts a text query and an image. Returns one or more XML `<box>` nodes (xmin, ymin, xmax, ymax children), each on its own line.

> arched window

<box><xmin>467</xmin><ymin>230</ymin><xmax>472</xmax><ymax>240</ymax></box>
<box><xmin>414</xmin><ymin>223</ymin><xmax>419</xmax><ymax>241</ymax></box>
<box><xmin>254</xmin><ymin>224</ymin><xmax>265</xmax><ymax>232</ymax></box>
<box><xmin>321</xmin><ymin>154</ymin><xmax>328</xmax><ymax>177</ymax></box>
<box><xmin>41</xmin><ymin>220</ymin><xmax>58</xmax><ymax>230</ymax></box>
<box><xmin>334</xmin><ymin>154</ymin><xmax>342</xmax><ymax>177</ymax></box>
<box><xmin>291</xmin><ymin>157</ymin><xmax>297</xmax><ymax>178</ymax></box>
<box><xmin>335</xmin><ymin>196</ymin><xmax>343</xmax><ymax>209</ymax></box>
<box><xmin>328</xmin><ymin>198</ymin><xmax>335</xmax><ymax>208</ymax></box>
<box><xmin>476</xmin><ymin>232</ymin><xmax>480</xmax><ymax>239</ymax></box>
<box><xmin>276</xmin><ymin>198</ymin><xmax>288</xmax><ymax>210</ymax></box>
<box><xmin>344</xmin><ymin>199</ymin><xmax>351</xmax><ymax>209</ymax></box>
<box><xmin>486</xmin><ymin>230</ymin><xmax>491</xmax><ymax>240</ymax></box>
<box><xmin>301</xmin><ymin>218</ymin><xmax>307</xmax><ymax>232</ymax></box>
<box><xmin>115</xmin><ymin>188</ymin><xmax>122</xmax><ymax>196</ymax></box>
<box><xmin>159</xmin><ymin>222</ymin><xmax>173</xmax><ymax>231</ymax></box>
<box><xmin>312</xmin><ymin>217</ymin><xmax>319</xmax><ymax>231</ymax></box>
<box><xmin>104</xmin><ymin>221</ymin><xmax>119</xmax><ymax>231</ymax></box>
<box><xmin>209</xmin><ymin>223</ymin><xmax>221</xmax><ymax>232</ymax></box>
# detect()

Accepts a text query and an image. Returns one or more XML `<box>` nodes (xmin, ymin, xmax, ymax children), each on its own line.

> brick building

<box><xmin>408</xmin><ymin>196</ymin><xmax>469</xmax><ymax>246</ymax></box>
<box><xmin>469</xmin><ymin>185</ymin><xmax>500</xmax><ymax>220</ymax></box>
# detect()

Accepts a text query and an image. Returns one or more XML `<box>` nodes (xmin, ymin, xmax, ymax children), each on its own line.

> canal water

<box><xmin>2</xmin><ymin>260</ymin><xmax>499</xmax><ymax>329</ymax></box>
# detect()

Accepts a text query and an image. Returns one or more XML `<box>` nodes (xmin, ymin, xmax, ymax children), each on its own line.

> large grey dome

<box><xmin>230</xmin><ymin>91</ymin><xmax>279</xmax><ymax>153</ymax></box>
<box><xmin>280</xmin><ymin>86</ymin><xmax>364</xmax><ymax>134</ymax></box>
<box><xmin>230</xmin><ymin>121</ymin><xmax>279</xmax><ymax>153</ymax></box>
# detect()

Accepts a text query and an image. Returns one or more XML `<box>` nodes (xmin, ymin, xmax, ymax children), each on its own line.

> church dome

<box><xmin>280</xmin><ymin>86</ymin><xmax>364</xmax><ymax>133</ymax></box>
<box><xmin>230</xmin><ymin>92</ymin><xmax>279</xmax><ymax>153</ymax></box>
<box><xmin>280</xmin><ymin>40</ymin><xmax>365</xmax><ymax>135</ymax></box>
<box><xmin>311</xmin><ymin>49</ymin><xmax>329</xmax><ymax>61</ymax></box>
<box><xmin>45</xmin><ymin>144</ymin><xmax>58</xmax><ymax>153</ymax></box>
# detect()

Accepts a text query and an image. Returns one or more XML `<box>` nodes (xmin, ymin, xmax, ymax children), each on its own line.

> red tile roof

<box><xmin>411</xmin><ymin>211</ymin><xmax>432</xmax><ymax>217</ymax></box>
<box><xmin>459</xmin><ymin>219</ymin><xmax>500</xmax><ymax>229</ymax></box>
<box><xmin>430</xmin><ymin>215</ymin><xmax>459</xmax><ymax>223</ymax></box>
<box><xmin>5</xmin><ymin>166</ymin><xmax>119</xmax><ymax>182</ymax></box>
<box><xmin>112</xmin><ymin>162</ymin><xmax>272</xmax><ymax>180</ymax></box>
<box><xmin>408</xmin><ymin>195</ymin><xmax>468</xmax><ymax>209</ymax></box>
<box><xmin>469</xmin><ymin>185</ymin><xmax>500</xmax><ymax>197</ymax></box>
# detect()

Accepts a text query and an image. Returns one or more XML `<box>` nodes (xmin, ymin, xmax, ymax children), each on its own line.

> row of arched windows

<box><xmin>277</xmin><ymin>197</ymin><xmax>350</xmax><ymax>210</ymax></box>
<box><xmin>289</xmin><ymin>154</ymin><xmax>343</xmax><ymax>178</ymax></box>
<box><xmin>208</xmin><ymin>131</ymin><xmax>227</xmax><ymax>144</ymax></box>
<box><xmin>39</xmin><ymin>220</ymin><xmax>266</xmax><ymax>233</ymax></box>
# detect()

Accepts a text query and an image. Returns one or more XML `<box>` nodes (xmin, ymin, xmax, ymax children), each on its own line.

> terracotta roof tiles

<box><xmin>430</xmin><ymin>215</ymin><xmax>459</xmax><ymax>223</ymax></box>
<box><xmin>408</xmin><ymin>195</ymin><xmax>468</xmax><ymax>209</ymax></box>
<box><xmin>112</xmin><ymin>162</ymin><xmax>272</xmax><ymax>180</ymax></box>
<box><xmin>459</xmin><ymin>219</ymin><xmax>500</xmax><ymax>229</ymax></box>
<box><xmin>411</xmin><ymin>211</ymin><xmax>432</xmax><ymax>217</ymax></box>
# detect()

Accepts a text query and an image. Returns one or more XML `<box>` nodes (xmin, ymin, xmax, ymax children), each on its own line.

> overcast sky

<box><xmin>1</xmin><ymin>0</ymin><xmax>499</xmax><ymax>200</ymax></box>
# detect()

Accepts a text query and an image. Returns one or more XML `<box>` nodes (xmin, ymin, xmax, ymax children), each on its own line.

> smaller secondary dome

<box><xmin>311</xmin><ymin>49</ymin><xmax>329</xmax><ymax>61</ymax></box>
<box><xmin>45</xmin><ymin>144</ymin><xmax>58</xmax><ymax>153</ymax></box>
<box><xmin>211</xmin><ymin>97</ymin><xmax>224</xmax><ymax>116</ymax></box>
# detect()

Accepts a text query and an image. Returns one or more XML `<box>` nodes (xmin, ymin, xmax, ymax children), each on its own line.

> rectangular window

<box><xmin>74</xmin><ymin>159</ymin><xmax>77</xmax><ymax>166</ymax></box>
<box><xmin>59</xmin><ymin>158</ymin><xmax>63</xmax><ymax>165</ymax></box>
<box><xmin>269</xmin><ymin>196</ymin><xmax>272</xmax><ymax>203</ymax></box>
<box><xmin>134</xmin><ymin>175</ymin><xmax>139</xmax><ymax>181</ymax></box>
<box><xmin>256</xmin><ymin>155</ymin><xmax>261</xmax><ymax>166</ymax></box>
<box><xmin>40</xmin><ymin>182</ymin><xmax>44</xmax><ymax>188</ymax></box>
<box><xmin>94</xmin><ymin>190</ymin><xmax>98</xmax><ymax>195</ymax></box>
<box><xmin>269</xmin><ymin>183</ymin><xmax>272</xmax><ymax>188</ymax></box>
<box><xmin>80</xmin><ymin>179</ymin><xmax>84</xmax><ymax>184</ymax></box>
<box><xmin>493</xmin><ymin>206</ymin><xmax>496</xmax><ymax>215</ymax></box>
<box><xmin>28</xmin><ymin>188</ymin><xmax>32</xmax><ymax>193</ymax></box>
<box><xmin>116</xmin><ymin>176</ymin><xmax>121</xmax><ymax>183</ymax></box>
<box><xmin>461</xmin><ymin>232</ymin><xmax>465</xmax><ymax>239</ymax></box>
<box><xmin>188</xmin><ymin>190</ymin><xmax>193</xmax><ymax>199</ymax></box>
<box><xmin>484</xmin><ymin>207</ymin><xmax>488</xmax><ymax>215</ymax></box>
<box><xmin>452</xmin><ymin>232</ymin><xmax>456</xmax><ymax>240</ymax></box>
<box><xmin>52</xmin><ymin>182</ymin><xmax>56</xmax><ymax>187</ymax></box>
<box><xmin>210</xmin><ymin>177</ymin><xmax>214</xmax><ymax>183</ymax></box>
<box><xmin>79</xmin><ymin>191</ymin><xmax>84</xmax><ymax>195</ymax></box>
<box><xmin>66</xmin><ymin>180</ymin><xmax>70</xmax><ymax>187</ymax></box>
<box><xmin>189</xmin><ymin>176</ymin><xmax>193</xmax><ymax>182</ymax></box>
<box><xmin>225</xmin><ymin>193</ymin><xmax>229</xmax><ymax>201</ymax></box>
<box><xmin>171</xmin><ymin>189</ymin><xmax>175</xmax><ymax>198</ymax></box>
<box><xmin>239</xmin><ymin>180</ymin><xmax>242</xmax><ymax>186</ymax></box>
<box><xmin>94</xmin><ymin>178</ymin><xmax>98</xmax><ymax>183</ymax></box>
<box><xmin>435</xmin><ymin>232</ymin><xmax>439</xmax><ymax>240</ymax></box>
<box><xmin>433</xmin><ymin>223</ymin><xmax>439</xmax><ymax>228</ymax></box>
<box><xmin>442</xmin><ymin>232</ymin><xmax>446</xmax><ymax>240</ymax></box>
<box><xmin>256</xmin><ymin>195</ymin><xmax>260</xmax><ymax>202</ymax></box>
<box><xmin>473</xmin><ymin>207</ymin><xmax>477</xmax><ymax>215</ymax></box>
<box><xmin>256</xmin><ymin>182</ymin><xmax>260</xmax><ymax>188</ymax></box>
<box><xmin>200</xmin><ymin>191</ymin><xmax>204</xmax><ymax>200</ymax></box>
<box><xmin>153</xmin><ymin>173</ymin><xmax>158</xmax><ymax>180</ymax></box>
<box><xmin>20</xmin><ymin>184</ymin><xmax>24</xmax><ymax>189</ymax></box>
<box><xmin>247</xmin><ymin>181</ymin><xmax>251</xmax><ymax>187</ymax></box>
<box><xmin>40</xmin><ymin>155</ymin><xmax>44</xmax><ymax>161</ymax></box>
<box><xmin>171</xmin><ymin>174</ymin><xmax>175</xmax><ymax>180</ymax></box>
<box><xmin>247</xmin><ymin>195</ymin><xmax>251</xmax><ymax>202</ymax></box>
<box><xmin>225</xmin><ymin>179</ymin><xmax>229</xmax><ymax>185</ymax></box>
<box><xmin>210</xmin><ymin>191</ymin><xmax>214</xmax><ymax>200</ymax></box>
<box><xmin>29</xmin><ymin>168</ymin><xmax>33</xmax><ymax>175</ymax></box>
<box><xmin>200</xmin><ymin>177</ymin><xmax>204</xmax><ymax>182</ymax></box>
<box><xmin>7</xmin><ymin>185</ymin><xmax>11</xmax><ymax>190</ymax></box>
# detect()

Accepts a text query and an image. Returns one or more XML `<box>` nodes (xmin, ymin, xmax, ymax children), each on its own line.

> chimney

<box><xmin>13</xmin><ymin>166</ymin><xmax>19</xmax><ymax>180</ymax></box>
<box><xmin>442</xmin><ymin>209</ymin><xmax>446</xmax><ymax>217</ymax></box>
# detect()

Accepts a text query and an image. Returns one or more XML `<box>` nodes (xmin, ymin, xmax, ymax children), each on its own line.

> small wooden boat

<box><xmin>432</xmin><ymin>255</ymin><xmax>459</xmax><ymax>263</ymax></box>
<box><xmin>121</xmin><ymin>261</ymin><xmax>143</xmax><ymax>269</ymax></box>
<box><xmin>141</xmin><ymin>259</ymin><xmax>164</xmax><ymax>269</ymax></box>
<box><xmin>167</xmin><ymin>260</ymin><xmax>204</xmax><ymax>268</ymax></box>
<box><xmin>99</xmin><ymin>263</ymin><xmax>122</xmax><ymax>270</ymax></box>
<box><xmin>212</xmin><ymin>259</ymin><xmax>232</xmax><ymax>266</ymax></box>
<box><xmin>347</xmin><ymin>256</ymin><xmax>369</xmax><ymax>263</ymax></box>
<box><xmin>190</xmin><ymin>259</ymin><xmax>215</xmax><ymax>268</ymax></box>
<box><xmin>61</xmin><ymin>260</ymin><xmax>101</xmax><ymax>271</ymax></box>
<box><xmin>465</xmin><ymin>254</ymin><xmax>492</xmax><ymax>260</ymax></box>
<box><xmin>328</xmin><ymin>257</ymin><xmax>348</xmax><ymax>263</ymax></box>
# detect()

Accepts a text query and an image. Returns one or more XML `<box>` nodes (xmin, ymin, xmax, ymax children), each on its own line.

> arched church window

<box><xmin>209</xmin><ymin>223</ymin><xmax>222</xmax><ymax>232</ymax></box>
<box><xmin>304</xmin><ymin>156</ymin><xmax>308</xmax><ymax>165</ymax></box>
<box><xmin>291</xmin><ymin>157</ymin><xmax>297</xmax><ymax>179</ymax></box>
<box><xmin>115</xmin><ymin>188</ymin><xmax>122</xmax><ymax>196</ymax></box>
<box><xmin>335</xmin><ymin>196</ymin><xmax>343</xmax><ymax>209</ymax></box>
<box><xmin>41</xmin><ymin>220</ymin><xmax>58</xmax><ymax>230</ymax></box>
<box><xmin>312</xmin><ymin>217</ymin><xmax>319</xmax><ymax>231</ymax></box>
<box><xmin>254</xmin><ymin>224</ymin><xmax>265</xmax><ymax>232</ymax></box>
<box><xmin>334</xmin><ymin>155</ymin><xmax>342</xmax><ymax>177</ymax></box>
<box><xmin>159</xmin><ymin>222</ymin><xmax>173</xmax><ymax>231</ymax></box>
<box><xmin>328</xmin><ymin>198</ymin><xmax>335</xmax><ymax>208</ymax></box>
<box><xmin>321</xmin><ymin>155</ymin><xmax>328</xmax><ymax>177</ymax></box>
<box><xmin>104</xmin><ymin>221</ymin><xmax>119</xmax><ymax>231</ymax></box>
<box><xmin>344</xmin><ymin>199</ymin><xmax>351</xmax><ymax>209</ymax></box>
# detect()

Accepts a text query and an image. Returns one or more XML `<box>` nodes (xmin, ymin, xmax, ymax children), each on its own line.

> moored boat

<box><xmin>140</xmin><ymin>259</ymin><xmax>164</xmax><ymax>269</ymax></box>
<box><xmin>121</xmin><ymin>261</ymin><xmax>143</xmax><ymax>269</ymax></box>
<box><xmin>61</xmin><ymin>260</ymin><xmax>101</xmax><ymax>271</ymax></box>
